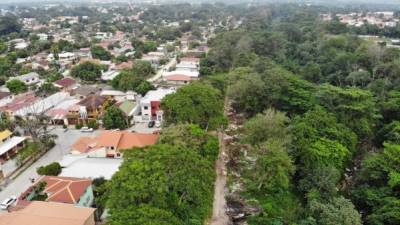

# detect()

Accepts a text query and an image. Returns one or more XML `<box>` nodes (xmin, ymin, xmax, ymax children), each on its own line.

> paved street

<box><xmin>129</xmin><ymin>122</ymin><xmax>160</xmax><ymax>134</ymax></box>
<box><xmin>147</xmin><ymin>57</ymin><xmax>177</xmax><ymax>83</ymax></box>
<box><xmin>0</xmin><ymin>127</ymin><xmax>99</xmax><ymax>203</ymax></box>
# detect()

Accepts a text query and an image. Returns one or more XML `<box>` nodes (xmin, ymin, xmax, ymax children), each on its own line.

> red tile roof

<box><xmin>72</xmin><ymin>131</ymin><xmax>159</xmax><ymax>153</ymax></box>
<box><xmin>165</xmin><ymin>74</ymin><xmax>192</xmax><ymax>81</ymax></box>
<box><xmin>37</xmin><ymin>176</ymin><xmax>92</xmax><ymax>204</ymax></box>
<box><xmin>54</xmin><ymin>78</ymin><xmax>76</xmax><ymax>88</ymax></box>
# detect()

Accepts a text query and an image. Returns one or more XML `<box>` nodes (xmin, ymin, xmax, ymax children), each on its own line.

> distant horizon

<box><xmin>1</xmin><ymin>0</ymin><xmax>400</xmax><ymax>4</ymax></box>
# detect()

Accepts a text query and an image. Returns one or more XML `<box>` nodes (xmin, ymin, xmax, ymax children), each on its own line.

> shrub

<box><xmin>75</xmin><ymin>122</ymin><xmax>83</xmax><ymax>129</ymax></box>
<box><xmin>37</xmin><ymin>162</ymin><xmax>62</xmax><ymax>176</ymax></box>
<box><xmin>88</xmin><ymin>120</ymin><xmax>99</xmax><ymax>129</ymax></box>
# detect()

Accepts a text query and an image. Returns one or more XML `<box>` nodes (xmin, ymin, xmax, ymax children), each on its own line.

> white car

<box><xmin>155</xmin><ymin>121</ymin><xmax>161</xmax><ymax>128</ymax></box>
<box><xmin>80</xmin><ymin>127</ymin><xmax>94</xmax><ymax>132</ymax></box>
<box><xmin>0</xmin><ymin>196</ymin><xmax>17</xmax><ymax>210</ymax></box>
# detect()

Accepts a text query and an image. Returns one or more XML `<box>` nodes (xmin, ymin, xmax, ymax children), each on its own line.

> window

<box><xmin>144</xmin><ymin>106</ymin><xmax>148</xmax><ymax>110</ymax></box>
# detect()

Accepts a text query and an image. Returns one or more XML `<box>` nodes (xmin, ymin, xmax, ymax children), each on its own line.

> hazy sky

<box><xmin>1</xmin><ymin>0</ymin><xmax>400</xmax><ymax>4</ymax></box>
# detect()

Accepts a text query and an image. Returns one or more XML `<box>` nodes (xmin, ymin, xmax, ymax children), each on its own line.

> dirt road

<box><xmin>210</xmin><ymin>132</ymin><xmax>229</xmax><ymax>225</ymax></box>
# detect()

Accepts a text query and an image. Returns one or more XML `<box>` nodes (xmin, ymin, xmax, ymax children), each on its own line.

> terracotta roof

<box><xmin>71</xmin><ymin>131</ymin><xmax>159</xmax><ymax>153</ymax></box>
<box><xmin>0</xmin><ymin>201</ymin><xmax>95</xmax><ymax>225</ymax></box>
<box><xmin>54</xmin><ymin>78</ymin><xmax>76</xmax><ymax>88</ymax></box>
<box><xmin>36</xmin><ymin>176</ymin><xmax>92</xmax><ymax>204</ymax></box>
<box><xmin>71</xmin><ymin>136</ymin><xmax>97</xmax><ymax>153</ymax></box>
<box><xmin>117</xmin><ymin>132</ymin><xmax>159</xmax><ymax>150</ymax></box>
<box><xmin>180</xmin><ymin>57</ymin><xmax>200</xmax><ymax>63</ymax></box>
<box><xmin>165</xmin><ymin>74</ymin><xmax>192</xmax><ymax>81</ymax></box>
<box><xmin>78</xmin><ymin>94</ymin><xmax>107</xmax><ymax>111</ymax></box>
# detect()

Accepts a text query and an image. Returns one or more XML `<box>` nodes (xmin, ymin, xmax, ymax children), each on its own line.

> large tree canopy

<box><xmin>161</xmin><ymin>82</ymin><xmax>225</xmax><ymax>129</ymax></box>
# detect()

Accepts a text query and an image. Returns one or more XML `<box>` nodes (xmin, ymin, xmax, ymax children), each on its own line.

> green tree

<box><xmin>6</xmin><ymin>79</ymin><xmax>27</xmax><ymax>94</ymax></box>
<box><xmin>91</xmin><ymin>46</ymin><xmax>112</xmax><ymax>60</ymax></box>
<box><xmin>0</xmin><ymin>16</ymin><xmax>21</xmax><ymax>36</ymax></box>
<box><xmin>36</xmin><ymin>162</ymin><xmax>62</xmax><ymax>176</ymax></box>
<box><xmin>70</xmin><ymin>61</ymin><xmax>104</xmax><ymax>81</ymax></box>
<box><xmin>102</xmin><ymin>106</ymin><xmax>127</xmax><ymax>129</ymax></box>
<box><xmin>308</xmin><ymin>197</ymin><xmax>361</xmax><ymax>225</ymax></box>
<box><xmin>106</xmin><ymin>144</ymin><xmax>214</xmax><ymax>225</ymax></box>
<box><xmin>161</xmin><ymin>82</ymin><xmax>225</xmax><ymax>129</ymax></box>
<box><xmin>157</xmin><ymin>124</ymin><xmax>219</xmax><ymax>162</ymax></box>
<box><xmin>242</xmin><ymin>109</ymin><xmax>290</xmax><ymax>146</ymax></box>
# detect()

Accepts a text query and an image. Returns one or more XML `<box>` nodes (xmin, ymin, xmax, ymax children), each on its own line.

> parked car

<box><xmin>148</xmin><ymin>121</ymin><xmax>155</xmax><ymax>128</ymax></box>
<box><xmin>155</xmin><ymin>121</ymin><xmax>161</xmax><ymax>128</ymax></box>
<box><xmin>80</xmin><ymin>127</ymin><xmax>94</xmax><ymax>132</ymax></box>
<box><xmin>0</xmin><ymin>196</ymin><xmax>17</xmax><ymax>210</ymax></box>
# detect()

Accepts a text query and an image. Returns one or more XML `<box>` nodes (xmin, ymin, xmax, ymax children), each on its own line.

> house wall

<box><xmin>77</xmin><ymin>185</ymin><xmax>94</xmax><ymax>207</ymax></box>
<box><xmin>84</xmin><ymin>213</ymin><xmax>96</xmax><ymax>225</ymax></box>
<box><xmin>150</xmin><ymin>101</ymin><xmax>160</xmax><ymax>120</ymax></box>
<box><xmin>141</xmin><ymin>102</ymin><xmax>151</xmax><ymax>121</ymax></box>
<box><xmin>87</xmin><ymin>148</ymin><xmax>107</xmax><ymax>158</ymax></box>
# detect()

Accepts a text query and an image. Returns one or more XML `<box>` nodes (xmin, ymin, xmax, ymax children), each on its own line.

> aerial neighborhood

<box><xmin>1</xmin><ymin>1</ymin><xmax>400</xmax><ymax>225</ymax></box>
<box><xmin>0</xmin><ymin>2</ymin><xmax>212</xmax><ymax>224</ymax></box>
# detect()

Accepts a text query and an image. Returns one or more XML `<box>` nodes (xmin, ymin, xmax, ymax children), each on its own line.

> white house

<box><xmin>101</xmin><ymin>70</ymin><xmax>120</xmax><ymax>81</ymax></box>
<box><xmin>9</xmin><ymin>72</ymin><xmax>41</xmax><ymax>85</ymax></box>
<box><xmin>136</xmin><ymin>88</ymin><xmax>175</xmax><ymax>122</ymax></box>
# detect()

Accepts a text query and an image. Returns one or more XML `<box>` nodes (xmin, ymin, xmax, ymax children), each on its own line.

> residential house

<box><xmin>9</xmin><ymin>72</ymin><xmax>41</xmax><ymax>85</ymax></box>
<box><xmin>163</xmin><ymin>74</ymin><xmax>193</xmax><ymax>86</ymax></box>
<box><xmin>164</xmin><ymin>70</ymin><xmax>199</xmax><ymax>79</ymax></box>
<box><xmin>53</xmin><ymin>78</ymin><xmax>78</xmax><ymax>91</ymax></box>
<box><xmin>0</xmin><ymin>130</ymin><xmax>27</xmax><ymax>179</ymax></box>
<box><xmin>0</xmin><ymin>201</ymin><xmax>95</xmax><ymax>225</ymax></box>
<box><xmin>0</xmin><ymin>92</ymin><xmax>37</xmax><ymax>117</ymax></box>
<box><xmin>137</xmin><ymin>88</ymin><xmax>175</xmax><ymax>122</ymax></box>
<box><xmin>21</xmin><ymin>176</ymin><xmax>94</xmax><ymax>207</ymax></box>
<box><xmin>72</xmin><ymin>85</ymin><xmax>101</xmax><ymax>100</ymax></box>
<box><xmin>13</xmin><ymin>92</ymin><xmax>70</xmax><ymax>118</ymax></box>
<box><xmin>46</xmin><ymin>98</ymin><xmax>79</xmax><ymax>125</ymax></box>
<box><xmin>71</xmin><ymin>131</ymin><xmax>158</xmax><ymax>158</ymax></box>
<box><xmin>60</xmin><ymin>156</ymin><xmax>122</xmax><ymax>180</ymax></box>
<box><xmin>0</xmin><ymin>92</ymin><xmax>14</xmax><ymax>107</ymax></box>
<box><xmin>67</xmin><ymin>94</ymin><xmax>108</xmax><ymax>125</ymax></box>
<box><xmin>100</xmin><ymin>90</ymin><xmax>138</xmax><ymax>103</ymax></box>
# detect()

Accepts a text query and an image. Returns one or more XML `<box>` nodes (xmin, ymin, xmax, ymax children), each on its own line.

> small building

<box><xmin>0</xmin><ymin>130</ymin><xmax>27</xmax><ymax>179</ymax></box>
<box><xmin>53</xmin><ymin>78</ymin><xmax>78</xmax><ymax>91</ymax></box>
<box><xmin>67</xmin><ymin>94</ymin><xmax>108</xmax><ymax>125</ymax></box>
<box><xmin>164</xmin><ymin>74</ymin><xmax>193</xmax><ymax>86</ymax></box>
<box><xmin>0</xmin><ymin>201</ymin><xmax>95</xmax><ymax>225</ymax></box>
<box><xmin>71</xmin><ymin>131</ymin><xmax>158</xmax><ymax>158</ymax></box>
<box><xmin>9</xmin><ymin>72</ymin><xmax>40</xmax><ymax>85</ymax></box>
<box><xmin>60</xmin><ymin>157</ymin><xmax>122</xmax><ymax>180</ymax></box>
<box><xmin>138</xmin><ymin>88</ymin><xmax>175</xmax><ymax>122</ymax></box>
<box><xmin>21</xmin><ymin>176</ymin><xmax>94</xmax><ymax>207</ymax></box>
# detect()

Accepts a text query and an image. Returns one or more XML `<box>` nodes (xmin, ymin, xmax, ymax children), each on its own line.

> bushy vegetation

<box><xmin>199</xmin><ymin>4</ymin><xmax>400</xmax><ymax>224</ymax></box>
<box><xmin>105</xmin><ymin>124</ymin><xmax>217</xmax><ymax>225</ymax></box>
<box><xmin>37</xmin><ymin>162</ymin><xmax>62</xmax><ymax>176</ymax></box>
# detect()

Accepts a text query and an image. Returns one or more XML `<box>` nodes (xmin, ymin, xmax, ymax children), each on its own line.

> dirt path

<box><xmin>210</xmin><ymin>97</ymin><xmax>230</xmax><ymax>225</ymax></box>
<box><xmin>210</xmin><ymin>131</ymin><xmax>229</xmax><ymax>225</ymax></box>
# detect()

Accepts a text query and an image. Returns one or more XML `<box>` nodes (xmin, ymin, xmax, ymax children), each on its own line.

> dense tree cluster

<box><xmin>105</xmin><ymin>124</ymin><xmax>217</xmax><ymax>225</ymax></box>
<box><xmin>201</xmin><ymin>5</ymin><xmax>400</xmax><ymax>224</ymax></box>
<box><xmin>161</xmin><ymin>82</ymin><xmax>226</xmax><ymax>130</ymax></box>
<box><xmin>70</xmin><ymin>61</ymin><xmax>106</xmax><ymax>82</ymax></box>
<box><xmin>111</xmin><ymin>60</ymin><xmax>155</xmax><ymax>95</ymax></box>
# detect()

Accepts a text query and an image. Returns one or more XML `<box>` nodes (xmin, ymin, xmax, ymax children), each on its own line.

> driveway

<box><xmin>0</xmin><ymin>127</ymin><xmax>100</xmax><ymax>202</ymax></box>
<box><xmin>129</xmin><ymin>122</ymin><xmax>161</xmax><ymax>134</ymax></box>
